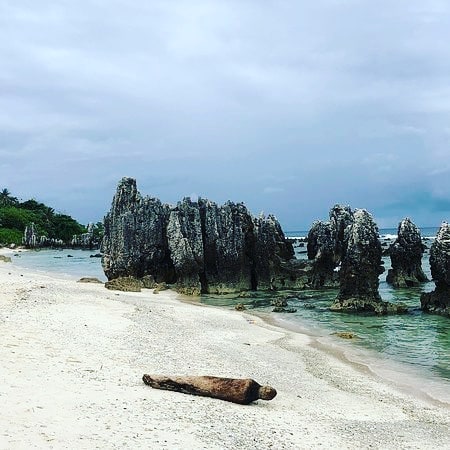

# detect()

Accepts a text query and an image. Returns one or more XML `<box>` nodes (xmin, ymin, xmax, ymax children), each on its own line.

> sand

<box><xmin>0</xmin><ymin>250</ymin><xmax>449</xmax><ymax>449</ymax></box>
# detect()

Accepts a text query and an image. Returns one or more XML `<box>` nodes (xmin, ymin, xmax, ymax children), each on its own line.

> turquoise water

<box><xmin>9</xmin><ymin>227</ymin><xmax>450</xmax><ymax>400</ymax></box>
<box><xmin>10</xmin><ymin>249</ymin><xmax>106</xmax><ymax>281</ymax></box>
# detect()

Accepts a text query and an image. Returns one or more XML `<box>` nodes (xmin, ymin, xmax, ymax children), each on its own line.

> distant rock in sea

<box><xmin>420</xmin><ymin>222</ymin><xmax>450</xmax><ymax>317</ymax></box>
<box><xmin>102</xmin><ymin>178</ymin><xmax>309</xmax><ymax>294</ymax></box>
<box><xmin>386</xmin><ymin>218</ymin><xmax>428</xmax><ymax>288</ymax></box>
<box><xmin>23</xmin><ymin>221</ymin><xmax>100</xmax><ymax>250</ymax></box>
<box><xmin>71</xmin><ymin>223</ymin><xmax>100</xmax><ymax>250</ymax></box>
<box><xmin>23</xmin><ymin>223</ymin><xmax>64</xmax><ymax>248</ymax></box>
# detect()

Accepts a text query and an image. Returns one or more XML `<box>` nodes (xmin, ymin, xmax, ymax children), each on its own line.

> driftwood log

<box><xmin>142</xmin><ymin>375</ymin><xmax>277</xmax><ymax>405</ymax></box>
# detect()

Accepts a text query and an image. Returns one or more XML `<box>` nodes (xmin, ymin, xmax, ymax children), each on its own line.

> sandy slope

<box><xmin>0</xmin><ymin>252</ymin><xmax>449</xmax><ymax>449</ymax></box>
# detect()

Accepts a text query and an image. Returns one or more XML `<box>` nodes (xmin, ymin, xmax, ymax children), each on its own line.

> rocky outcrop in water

<box><xmin>23</xmin><ymin>223</ymin><xmax>64</xmax><ymax>248</ymax></box>
<box><xmin>329</xmin><ymin>204</ymin><xmax>354</xmax><ymax>261</ymax></box>
<box><xmin>102</xmin><ymin>178</ymin><xmax>308</xmax><ymax>294</ymax></box>
<box><xmin>307</xmin><ymin>221</ymin><xmax>337</xmax><ymax>288</ymax></box>
<box><xmin>23</xmin><ymin>223</ymin><xmax>38</xmax><ymax>248</ymax></box>
<box><xmin>71</xmin><ymin>223</ymin><xmax>100</xmax><ymax>250</ymax></box>
<box><xmin>331</xmin><ymin>209</ymin><xmax>406</xmax><ymax>314</ymax></box>
<box><xmin>386</xmin><ymin>218</ymin><xmax>428</xmax><ymax>288</ymax></box>
<box><xmin>420</xmin><ymin>222</ymin><xmax>450</xmax><ymax>317</ymax></box>
<box><xmin>306</xmin><ymin>205</ymin><xmax>353</xmax><ymax>288</ymax></box>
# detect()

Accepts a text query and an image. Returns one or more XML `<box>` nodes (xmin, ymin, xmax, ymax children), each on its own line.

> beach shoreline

<box><xmin>266</xmin><ymin>313</ymin><xmax>450</xmax><ymax>408</ymax></box>
<box><xmin>0</xmin><ymin>253</ymin><xmax>449</xmax><ymax>449</ymax></box>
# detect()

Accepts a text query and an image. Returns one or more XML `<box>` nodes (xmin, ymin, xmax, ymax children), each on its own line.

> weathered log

<box><xmin>142</xmin><ymin>375</ymin><xmax>277</xmax><ymax>405</ymax></box>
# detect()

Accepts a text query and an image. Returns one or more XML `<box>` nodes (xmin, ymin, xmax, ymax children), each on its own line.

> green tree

<box><xmin>49</xmin><ymin>214</ymin><xmax>85</xmax><ymax>242</ymax></box>
<box><xmin>0</xmin><ymin>188</ymin><xmax>18</xmax><ymax>207</ymax></box>
<box><xmin>0</xmin><ymin>207</ymin><xmax>40</xmax><ymax>231</ymax></box>
<box><xmin>92</xmin><ymin>221</ymin><xmax>105</xmax><ymax>241</ymax></box>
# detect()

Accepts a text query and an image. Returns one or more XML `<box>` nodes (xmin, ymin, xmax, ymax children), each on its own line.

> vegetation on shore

<box><xmin>0</xmin><ymin>188</ymin><xmax>102</xmax><ymax>245</ymax></box>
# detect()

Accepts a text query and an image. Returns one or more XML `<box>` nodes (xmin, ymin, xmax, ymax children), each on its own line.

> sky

<box><xmin>1</xmin><ymin>0</ymin><xmax>450</xmax><ymax>230</ymax></box>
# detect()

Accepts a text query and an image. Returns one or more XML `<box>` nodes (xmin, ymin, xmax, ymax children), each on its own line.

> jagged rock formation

<box><xmin>306</xmin><ymin>205</ymin><xmax>353</xmax><ymax>288</ymax></box>
<box><xmin>331</xmin><ymin>209</ymin><xmax>406</xmax><ymax>314</ymax></box>
<box><xmin>420</xmin><ymin>222</ymin><xmax>450</xmax><ymax>317</ymax></box>
<box><xmin>23</xmin><ymin>223</ymin><xmax>38</xmax><ymax>248</ymax></box>
<box><xmin>102</xmin><ymin>178</ymin><xmax>308</xmax><ymax>295</ymax></box>
<box><xmin>329</xmin><ymin>204</ymin><xmax>354</xmax><ymax>261</ymax></box>
<box><xmin>307</xmin><ymin>221</ymin><xmax>337</xmax><ymax>288</ymax></box>
<box><xmin>102</xmin><ymin>178</ymin><xmax>174</xmax><ymax>284</ymax></box>
<box><xmin>386</xmin><ymin>218</ymin><xmax>428</xmax><ymax>287</ymax></box>
<box><xmin>71</xmin><ymin>223</ymin><xmax>100</xmax><ymax>250</ymax></box>
<box><xmin>23</xmin><ymin>223</ymin><xmax>64</xmax><ymax>248</ymax></box>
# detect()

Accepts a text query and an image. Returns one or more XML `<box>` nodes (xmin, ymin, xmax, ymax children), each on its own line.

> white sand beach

<box><xmin>0</xmin><ymin>250</ymin><xmax>449</xmax><ymax>450</ymax></box>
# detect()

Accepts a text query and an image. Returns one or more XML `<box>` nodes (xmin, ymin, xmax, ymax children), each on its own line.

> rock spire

<box><xmin>330</xmin><ymin>209</ymin><xmax>406</xmax><ymax>314</ymax></box>
<box><xmin>306</xmin><ymin>204</ymin><xmax>354</xmax><ymax>288</ymax></box>
<box><xmin>386</xmin><ymin>218</ymin><xmax>428</xmax><ymax>287</ymax></box>
<box><xmin>102</xmin><ymin>178</ymin><xmax>307</xmax><ymax>294</ymax></box>
<box><xmin>420</xmin><ymin>222</ymin><xmax>450</xmax><ymax>317</ymax></box>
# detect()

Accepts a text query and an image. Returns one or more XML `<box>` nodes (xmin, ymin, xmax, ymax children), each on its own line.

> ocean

<box><xmin>9</xmin><ymin>226</ymin><xmax>450</xmax><ymax>403</ymax></box>
<box><xmin>10</xmin><ymin>248</ymin><xmax>107</xmax><ymax>282</ymax></box>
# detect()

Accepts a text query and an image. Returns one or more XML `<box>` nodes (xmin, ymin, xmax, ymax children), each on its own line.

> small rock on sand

<box><xmin>78</xmin><ymin>277</ymin><xmax>103</xmax><ymax>284</ymax></box>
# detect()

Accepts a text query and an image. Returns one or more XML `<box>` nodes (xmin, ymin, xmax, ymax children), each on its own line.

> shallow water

<box><xmin>10</xmin><ymin>249</ymin><xmax>106</xmax><ymax>281</ymax></box>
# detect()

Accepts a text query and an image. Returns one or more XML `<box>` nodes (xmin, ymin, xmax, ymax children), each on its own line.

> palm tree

<box><xmin>0</xmin><ymin>188</ymin><xmax>18</xmax><ymax>207</ymax></box>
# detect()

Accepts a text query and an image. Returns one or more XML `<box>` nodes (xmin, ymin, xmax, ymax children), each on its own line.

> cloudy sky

<box><xmin>1</xmin><ymin>0</ymin><xmax>450</xmax><ymax>230</ymax></box>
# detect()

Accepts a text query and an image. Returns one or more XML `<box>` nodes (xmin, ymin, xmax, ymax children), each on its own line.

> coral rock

<box><xmin>331</xmin><ymin>210</ymin><xmax>404</xmax><ymax>314</ymax></box>
<box><xmin>386</xmin><ymin>218</ymin><xmax>428</xmax><ymax>287</ymax></box>
<box><xmin>420</xmin><ymin>222</ymin><xmax>450</xmax><ymax>317</ymax></box>
<box><xmin>102</xmin><ymin>178</ymin><xmax>304</xmax><ymax>295</ymax></box>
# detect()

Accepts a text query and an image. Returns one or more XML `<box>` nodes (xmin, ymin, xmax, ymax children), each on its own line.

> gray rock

<box><xmin>306</xmin><ymin>205</ymin><xmax>353</xmax><ymax>288</ymax></box>
<box><xmin>71</xmin><ymin>223</ymin><xmax>100</xmax><ymax>250</ymax></box>
<box><xmin>198</xmin><ymin>199</ymin><xmax>255</xmax><ymax>294</ymax></box>
<box><xmin>307</xmin><ymin>221</ymin><xmax>337</xmax><ymax>288</ymax></box>
<box><xmin>272</xmin><ymin>307</ymin><xmax>297</xmax><ymax>313</ymax></box>
<box><xmin>23</xmin><ymin>223</ymin><xmax>39</xmax><ymax>248</ymax></box>
<box><xmin>420</xmin><ymin>222</ymin><xmax>450</xmax><ymax>317</ymax></box>
<box><xmin>270</xmin><ymin>298</ymin><xmax>288</xmax><ymax>307</ymax></box>
<box><xmin>331</xmin><ymin>210</ymin><xmax>405</xmax><ymax>314</ymax></box>
<box><xmin>386</xmin><ymin>218</ymin><xmax>428</xmax><ymax>287</ymax></box>
<box><xmin>102</xmin><ymin>178</ymin><xmax>175</xmax><ymax>283</ymax></box>
<box><xmin>102</xmin><ymin>178</ymin><xmax>304</xmax><ymax>294</ymax></box>
<box><xmin>330</xmin><ymin>297</ymin><xmax>407</xmax><ymax>314</ymax></box>
<box><xmin>253</xmin><ymin>213</ymin><xmax>297</xmax><ymax>291</ymax></box>
<box><xmin>104</xmin><ymin>276</ymin><xmax>143</xmax><ymax>292</ymax></box>
<box><xmin>167</xmin><ymin>198</ymin><xmax>204</xmax><ymax>295</ymax></box>
<box><xmin>335</xmin><ymin>209</ymin><xmax>383</xmax><ymax>301</ymax></box>
<box><xmin>329</xmin><ymin>204</ymin><xmax>354</xmax><ymax>262</ymax></box>
<box><xmin>23</xmin><ymin>222</ymin><xmax>65</xmax><ymax>249</ymax></box>
<box><xmin>77</xmin><ymin>277</ymin><xmax>103</xmax><ymax>284</ymax></box>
